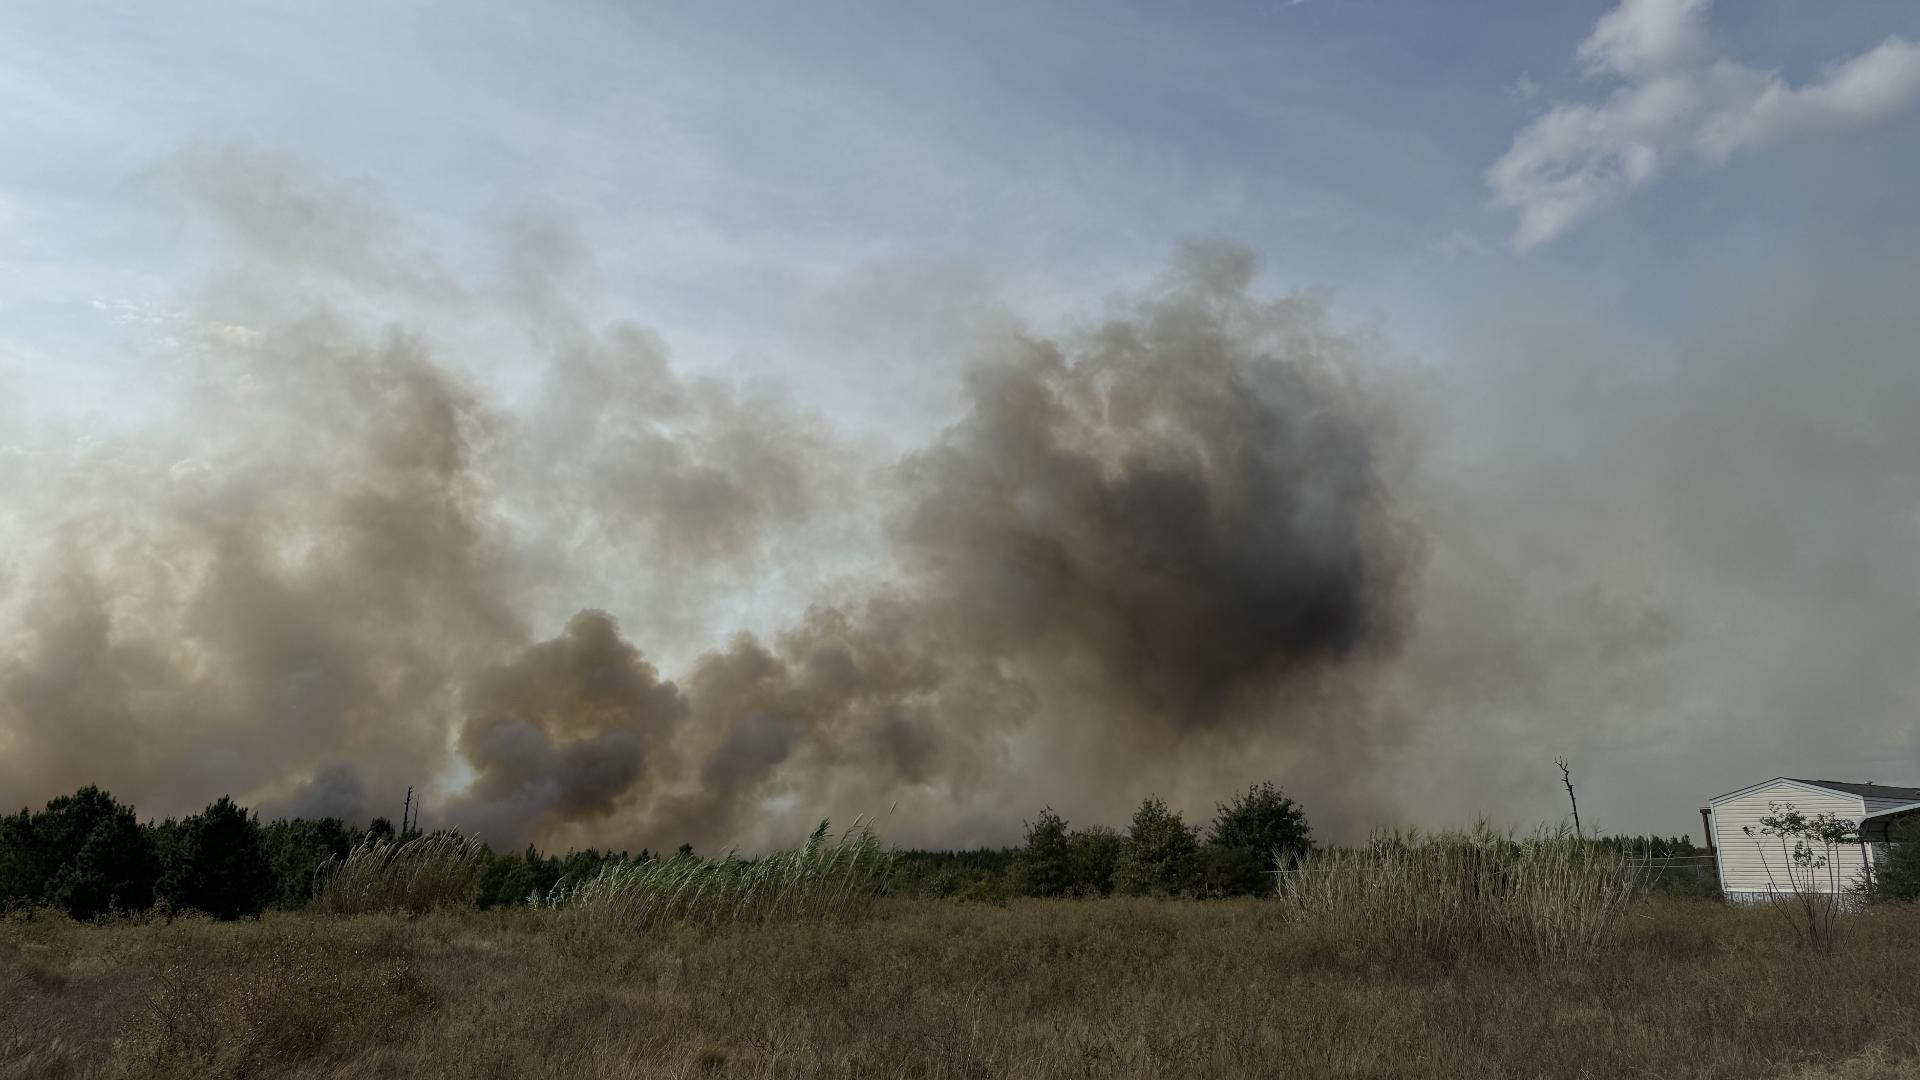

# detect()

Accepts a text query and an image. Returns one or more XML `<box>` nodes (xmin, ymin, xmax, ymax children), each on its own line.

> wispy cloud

<box><xmin>1488</xmin><ymin>0</ymin><xmax>1920</xmax><ymax>250</ymax></box>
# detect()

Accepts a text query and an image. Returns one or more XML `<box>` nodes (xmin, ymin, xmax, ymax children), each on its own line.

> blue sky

<box><xmin>4</xmin><ymin>1</ymin><xmax>1920</xmax><ymax>840</ymax></box>
<box><xmin>6</xmin><ymin>0</ymin><xmax>1916</xmax><ymax>422</ymax></box>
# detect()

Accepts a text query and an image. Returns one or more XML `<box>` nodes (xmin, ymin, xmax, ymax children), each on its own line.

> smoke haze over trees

<box><xmin>2</xmin><ymin>147</ymin><xmax>1919</xmax><ymax>852</ymax></box>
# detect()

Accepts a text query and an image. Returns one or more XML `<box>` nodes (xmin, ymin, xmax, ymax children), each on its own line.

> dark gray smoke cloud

<box><xmin>0</xmin><ymin>151</ymin><xmax>1417</xmax><ymax>849</ymax></box>
<box><xmin>13</xmin><ymin>148</ymin><xmax>1909</xmax><ymax>850</ymax></box>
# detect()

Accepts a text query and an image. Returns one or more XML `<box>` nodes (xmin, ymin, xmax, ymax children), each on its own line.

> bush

<box><xmin>1195</xmin><ymin>843</ymin><xmax>1274</xmax><ymax>898</ymax></box>
<box><xmin>158</xmin><ymin>796</ymin><xmax>276</xmax><ymax>920</ymax></box>
<box><xmin>1114</xmin><ymin>797</ymin><xmax>1199</xmax><ymax>897</ymax></box>
<box><xmin>1871</xmin><ymin>818</ymin><xmax>1920</xmax><ymax>903</ymax></box>
<box><xmin>885</xmin><ymin>847</ymin><xmax>1016</xmax><ymax>900</ymax></box>
<box><xmin>1742</xmin><ymin>802</ymin><xmax>1859</xmax><ymax>952</ymax></box>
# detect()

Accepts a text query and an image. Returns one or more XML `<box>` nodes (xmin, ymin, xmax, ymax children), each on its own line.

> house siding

<box><xmin>1711</xmin><ymin>781</ymin><xmax>1871</xmax><ymax>901</ymax></box>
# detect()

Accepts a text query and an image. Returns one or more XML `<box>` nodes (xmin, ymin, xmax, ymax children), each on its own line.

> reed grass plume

<box><xmin>552</xmin><ymin>819</ymin><xmax>893</xmax><ymax>930</ymax></box>
<box><xmin>312</xmin><ymin>831</ymin><xmax>492</xmax><ymax>916</ymax></box>
<box><xmin>1275</xmin><ymin>824</ymin><xmax>1648</xmax><ymax>961</ymax></box>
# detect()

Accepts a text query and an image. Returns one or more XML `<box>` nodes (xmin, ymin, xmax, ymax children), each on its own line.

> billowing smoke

<box><xmin>0</xmin><ymin>150</ymin><xmax>1416</xmax><ymax>850</ymax></box>
<box><xmin>11</xmin><ymin>147</ymin><xmax>1914</xmax><ymax>849</ymax></box>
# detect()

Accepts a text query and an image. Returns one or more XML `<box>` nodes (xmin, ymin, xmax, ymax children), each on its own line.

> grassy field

<box><xmin>5</xmin><ymin>897</ymin><xmax>1920</xmax><ymax>1080</ymax></box>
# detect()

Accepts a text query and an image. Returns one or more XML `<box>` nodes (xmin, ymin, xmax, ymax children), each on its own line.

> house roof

<box><xmin>1787</xmin><ymin>779</ymin><xmax>1920</xmax><ymax>802</ymax></box>
<box><xmin>1709</xmin><ymin>777</ymin><xmax>1920</xmax><ymax>805</ymax></box>
<box><xmin>1860</xmin><ymin>801</ymin><xmax>1920</xmax><ymax>826</ymax></box>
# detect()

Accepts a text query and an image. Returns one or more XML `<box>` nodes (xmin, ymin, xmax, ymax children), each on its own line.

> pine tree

<box><xmin>1012</xmin><ymin>807</ymin><xmax>1073</xmax><ymax>897</ymax></box>
<box><xmin>1114</xmin><ymin>796</ymin><xmax>1199</xmax><ymax>897</ymax></box>
<box><xmin>35</xmin><ymin>787</ymin><xmax>158</xmax><ymax>919</ymax></box>
<box><xmin>159</xmin><ymin>796</ymin><xmax>274</xmax><ymax>919</ymax></box>
<box><xmin>1200</xmin><ymin>781</ymin><xmax>1314</xmax><ymax>895</ymax></box>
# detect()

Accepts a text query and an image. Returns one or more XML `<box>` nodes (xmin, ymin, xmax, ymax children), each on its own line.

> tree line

<box><xmin>0</xmin><ymin>786</ymin><xmax>678</xmax><ymax>921</ymax></box>
<box><xmin>3</xmin><ymin>778</ymin><xmax>1785</xmax><ymax>921</ymax></box>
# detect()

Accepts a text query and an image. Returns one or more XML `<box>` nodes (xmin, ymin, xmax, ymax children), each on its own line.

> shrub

<box><xmin>1870</xmin><ymin>817</ymin><xmax>1920</xmax><ymax>903</ymax></box>
<box><xmin>158</xmin><ymin>796</ymin><xmax>276</xmax><ymax>920</ymax></box>
<box><xmin>1276</xmin><ymin>824</ymin><xmax>1647</xmax><ymax>962</ymax></box>
<box><xmin>1742</xmin><ymin>802</ymin><xmax>1860</xmax><ymax>952</ymax></box>
<box><xmin>1114</xmin><ymin>797</ymin><xmax>1199</xmax><ymax>897</ymax></box>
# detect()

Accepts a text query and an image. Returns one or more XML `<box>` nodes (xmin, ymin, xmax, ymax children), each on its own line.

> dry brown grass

<box><xmin>6</xmin><ymin>898</ymin><xmax>1920</xmax><ymax>1079</ymax></box>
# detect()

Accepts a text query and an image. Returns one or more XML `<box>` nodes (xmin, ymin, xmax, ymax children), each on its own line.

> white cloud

<box><xmin>1488</xmin><ymin>0</ymin><xmax>1920</xmax><ymax>250</ymax></box>
<box><xmin>1576</xmin><ymin>0</ymin><xmax>1711</xmax><ymax>79</ymax></box>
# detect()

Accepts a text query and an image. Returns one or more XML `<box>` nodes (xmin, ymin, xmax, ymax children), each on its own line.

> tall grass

<box><xmin>553</xmin><ymin>819</ymin><xmax>893</xmax><ymax>929</ymax></box>
<box><xmin>312</xmin><ymin>832</ymin><xmax>491</xmax><ymax>916</ymax></box>
<box><xmin>1275</xmin><ymin>824</ymin><xmax>1648</xmax><ymax>961</ymax></box>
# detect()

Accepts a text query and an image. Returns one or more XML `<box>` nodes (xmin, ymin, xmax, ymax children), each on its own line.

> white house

<box><xmin>1705</xmin><ymin>777</ymin><xmax>1920</xmax><ymax>902</ymax></box>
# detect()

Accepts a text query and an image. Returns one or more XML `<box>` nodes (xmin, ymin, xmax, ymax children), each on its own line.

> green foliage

<box><xmin>1208</xmin><ymin>782</ymin><xmax>1313</xmax><ymax>860</ymax></box>
<box><xmin>886</xmin><ymin>847</ymin><xmax>1016</xmax><ymax>900</ymax></box>
<box><xmin>1199</xmin><ymin>782</ymin><xmax>1313</xmax><ymax>896</ymax></box>
<box><xmin>1194</xmin><ymin>843</ymin><xmax>1274</xmax><ymax>898</ymax></box>
<box><xmin>1743</xmin><ymin>802</ymin><xmax>1862</xmax><ymax>951</ymax></box>
<box><xmin>476</xmin><ymin>846</ymin><xmax>563</xmax><ymax>909</ymax></box>
<box><xmin>0</xmin><ymin>807</ymin><xmax>40</xmax><ymax>910</ymax></box>
<box><xmin>26</xmin><ymin>787</ymin><xmax>160</xmax><ymax>919</ymax></box>
<box><xmin>1870</xmin><ymin>818</ymin><xmax>1920</xmax><ymax>903</ymax></box>
<box><xmin>158</xmin><ymin>796</ymin><xmax>276</xmax><ymax>920</ymax></box>
<box><xmin>1114</xmin><ymin>796</ymin><xmax>1200</xmax><ymax>897</ymax></box>
<box><xmin>260</xmin><ymin>817</ymin><xmax>362</xmax><ymax>909</ymax></box>
<box><xmin>1065</xmin><ymin>825</ymin><xmax>1123</xmax><ymax>897</ymax></box>
<box><xmin>1013</xmin><ymin>807</ymin><xmax>1074</xmax><ymax>897</ymax></box>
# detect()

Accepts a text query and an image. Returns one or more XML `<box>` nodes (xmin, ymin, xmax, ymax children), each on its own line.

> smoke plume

<box><xmin>0</xmin><ymin>151</ymin><xmax>1419</xmax><ymax>850</ymax></box>
<box><xmin>9</xmin><ymin>146</ymin><xmax>1915</xmax><ymax>848</ymax></box>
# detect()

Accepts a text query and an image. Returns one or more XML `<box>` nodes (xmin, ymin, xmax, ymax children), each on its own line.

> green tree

<box><xmin>1012</xmin><ymin>807</ymin><xmax>1073</xmax><ymax>897</ymax></box>
<box><xmin>36</xmin><ymin>787</ymin><xmax>159</xmax><ymax>919</ymax></box>
<box><xmin>476</xmin><ymin>846</ymin><xmax>561</xmax><ymax>909</ymax></box>
<box><xmin>1870</xmin><ymin>817</ymin><xmax>1920</xmax><ymax>903</ymax></box>
<box><xmin>1114</xmin><ymin>796</ymin><xmax>1199</xmax><ymax>897</ymax></box>
<box><xmin>1065</xmin><ymin>825</ymin><xmax>1123</xmax><ymax>896</ymax></box>
<box><xmin>260</xmin><ymin>817</ymin><xmax>360</xmax><ymax>909</ymax></box>
<box><xmin>159</xmin><ymin>796</ymin><xmax>275</xmax><ymax>920</ymax></box>
<box><xmin>0</xmin><ymin>807</ymin><xmax>41</xmax><ymax>910</ymax></box>
<box><xmin>1201</xmin><ymin>782</ymin><xmax>1313</xmax><ymax>896</ymax></box>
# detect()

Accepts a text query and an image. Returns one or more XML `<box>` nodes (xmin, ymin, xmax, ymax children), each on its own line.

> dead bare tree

<box><xmin>1555</xmin><ymin>757</ymin><xmax>1582</xmax><ymax>838</ymax></box>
